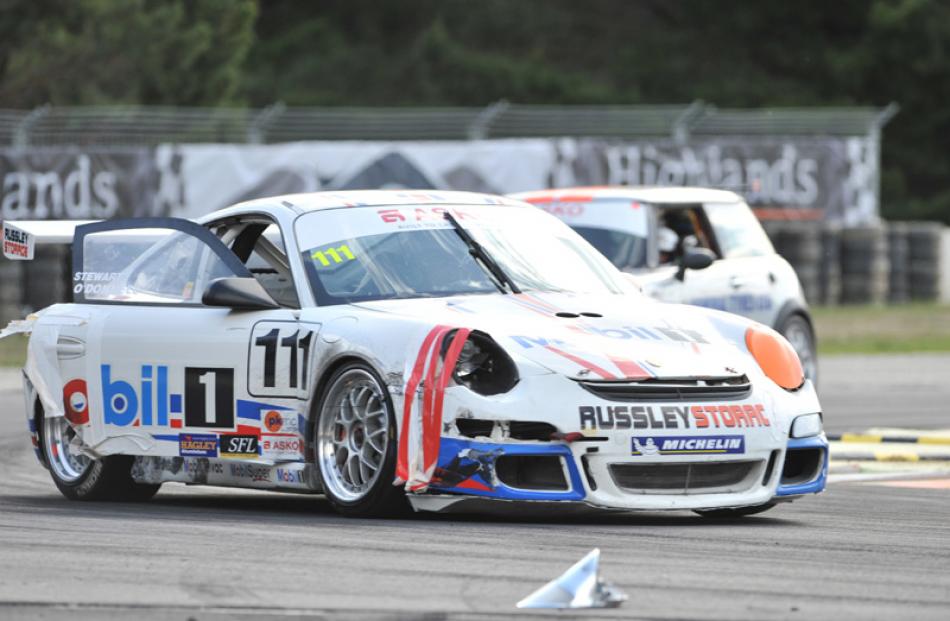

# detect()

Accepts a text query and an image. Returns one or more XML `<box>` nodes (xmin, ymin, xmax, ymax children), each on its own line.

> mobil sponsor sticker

<box><xmin>276</xmin><ymin>467</ymin><xmax>306</xmax><ymax>484</ymax></box>
<box><xmin>179</xmin><ymin>433</ymin><xmax>218</xmax><ymax>457</ymax></box>
<box><xmin>631</xmin><ymin>435</ymin><xmax>745</xmax><ymax>456</ymax></box>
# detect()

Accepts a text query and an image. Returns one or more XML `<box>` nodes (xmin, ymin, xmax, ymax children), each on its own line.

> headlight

<box><xmin>745</xmin><ymin>324</ymin><xmax>804</xmax><ymax>391</ymax></box>
<box><xmin>791</xmin><ymin>413</ymin><xmax>823</xmax><ymax>438</ymax></box>
<box><xmin>447</xmin><ymin>330</ymin><xmax>518</xmax><ymax>395</ymax></box>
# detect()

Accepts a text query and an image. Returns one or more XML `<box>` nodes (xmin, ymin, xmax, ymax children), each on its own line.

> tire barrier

<box><xmin>905</xmin><ymin>221</ymin><xmax>943</xmax><ymax>301</ymax></box>
<box><xmin>0</xmin><ymin>258</ymin><xmax>22</xmax><ymax>325</ymax></box>
<box><xmin>887</xmin><ymin>222</ymin><xmax>909</xmax><ymax>303</ymax></box>
<box><xmin>840</xmin><ymin>226</ymin><xmax>889</xmax><ymax>305</ymax></box>
<box><xmin>819</xmin><ymin>224</ymin><xmax>842</xmax><ymax>306</ymax></box>
<box><xmin>22</xmin><ymin>245</ymin><xmax>68</xmax><ymax>314</ymax></box>
<box><xmin>761</xmin><ymin>221</ymin><xmax>823</xmax><ymax>305</ymax></box>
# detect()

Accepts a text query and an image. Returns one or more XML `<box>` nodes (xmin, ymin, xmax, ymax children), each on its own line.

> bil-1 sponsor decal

<box><xmin>631</xmin><ymin>435</ymin><xmax>745</xmax><ymax>456</ymax></box>
<box><xmin>511</xmin><ymin>324</ymin><xmax>709</xmax><ymax>348</ymax></box>
<box><xmin>179</xmin><ymin>433</ymin><xmax>218</xmax><ymax>457</ymax></box>
<box><xmin>578</xmin><ymin>404</ymin><xmax>769</xmax><ymax>430</ymax></box>
<box><xmin>219</xmin><ymin>434</ymin><xmax>259</xmax><ymax>458</ymax></box>
<box><xmin>63</xmin><ymin>378</ymin><xmax>89</xmax><ymax>425</ymax></box>
<box><xmin>184</xmin><ymin>367</ymin><xmax>234</xmax><ymax>428</ymax></box>
<box><xmin>102</xmin><ymin>364</ymin><xmax>237</xmax><ymax>429</ymax></box>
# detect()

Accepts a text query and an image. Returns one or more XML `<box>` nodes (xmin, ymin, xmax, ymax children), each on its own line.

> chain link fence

<box><xmin>0</xmin><ymin>101</ymin><xmax>897</xmax><ymax>146</ymax></box>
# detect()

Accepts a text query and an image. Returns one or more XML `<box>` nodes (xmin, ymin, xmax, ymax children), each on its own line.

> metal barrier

<box><xmin>0</xmin><ymin>101</ymin><xmax>898</xmax><ymax>146</ymax></box>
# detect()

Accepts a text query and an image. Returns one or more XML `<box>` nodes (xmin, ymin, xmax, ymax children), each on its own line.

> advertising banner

<box><xmin>1</xmin><ymin>137</ymin><xmax>880</xmax><ymax>225</ymax></box>
<box><xmin>0</xmin><ymin>147</ymin><xmax>167</xmax><ymax>221</ymax></box>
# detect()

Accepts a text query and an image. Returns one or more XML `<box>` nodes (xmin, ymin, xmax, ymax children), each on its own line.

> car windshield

<box><xmin>534</xmin><ymin>198</ymin><xmax>649</xmax><ymax>270</ymax></box>
<box><xmin>572</xmin><ymin>226</ymin><xmax>647</xmax><ymax>270</ymax></box>
<box><xmin>703</xmin><ymin>201</ymin><xmax>775</xmax><ymax>258</ymax></box>
<box><xmin>294</xmin><ymin>203</ymin><xmax>627</xmax><ymax>305</ymax></box>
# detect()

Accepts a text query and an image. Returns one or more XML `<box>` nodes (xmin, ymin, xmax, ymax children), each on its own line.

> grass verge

<box><xmin>813</xmin><ymin>303</ymin><xmax>950</xmax><ymax>355</ymax></box>
<box><xmin>0</xmin><ymin>336</ymin><xmax>27</xmax><ymax>368</ymax></box>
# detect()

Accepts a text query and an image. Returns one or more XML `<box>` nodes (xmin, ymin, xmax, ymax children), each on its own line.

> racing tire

<box><xmin>314</xmin><ymin>362</ymin><xmax>408</xmax><ymax>518</ymax></box>
<box><xmin>778</xmin><ymin>313</ymin><xmax>818</xmax><ymax>386</ymax></box>
<box><xmin>693</xmin><ymin>502</ymin><xmax>776</xmax><ymax>518</ymax></box>
<box><xmin>36</xmin><ymin>406</ymin><xmax>161</xmax><ymax>502</ymax></box>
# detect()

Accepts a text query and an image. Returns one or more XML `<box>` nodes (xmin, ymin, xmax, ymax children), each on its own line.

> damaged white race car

<box><xmin>1</xmin><ymin>190</ymin><xmax>827</xmax><ymax>518</ymax></box>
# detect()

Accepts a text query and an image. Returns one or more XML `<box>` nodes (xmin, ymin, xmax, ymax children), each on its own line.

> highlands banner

<box><xmin>0</xmin><ymin>147</ymin><xmax>174</xmax><ymax>221</ymax></box>
<box><xmin>1</xmin><ymin>137</ymin><xmax>880</xmax><ymax>225</ymax></box>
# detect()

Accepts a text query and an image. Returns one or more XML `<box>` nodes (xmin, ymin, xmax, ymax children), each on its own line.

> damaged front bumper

<box><xmin>408</xmin><ymin>376</ymin><xmax>828</xmax><ymax>513</ymax></box>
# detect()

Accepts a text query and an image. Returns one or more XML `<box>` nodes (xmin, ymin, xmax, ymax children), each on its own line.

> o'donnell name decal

<box><xmin>579</xmin><ymin>404</ymin><xmax>769</xmax><ymax>430</ymax></box>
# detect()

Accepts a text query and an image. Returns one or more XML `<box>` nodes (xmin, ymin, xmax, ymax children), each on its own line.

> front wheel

<box><xmin>693</xmin><ymin>502</ymin><xmax>776</xmax><ymax>518</ymax></box>
<box><xmin>315</xmin><ymin>363</ymin><xmax>407</xmax><ymax>517</ymax></box>
<box><xmin>778</xmin><ymin>314</ymin><xmax>817</xmax><ymax>385</ymax></box>
<box><xmin>39</xmin><ymin>409</ymin><xmax>160</xmax><ymax>501</ymax></box>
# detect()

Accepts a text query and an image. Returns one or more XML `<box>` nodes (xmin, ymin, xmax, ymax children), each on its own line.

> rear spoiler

<box><xmin>2</xmin><ymin>220</ymin><xmax>98</xmax><ymax>260</ymax></box>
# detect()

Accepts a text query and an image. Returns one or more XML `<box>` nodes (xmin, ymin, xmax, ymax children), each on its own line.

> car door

<box><xmin>697</xmin><ymin>202</ymin><xmax>776</xmax><ymax>325</ymax></box>
<box><xmin>71</xmin><ymin>218</ymin><xmax>314</xmax><ymax>460</ymax></box>
<box><xmin>641</xmin><ymin>203</ymin><xmax>774</xmax><ymax>325</ymax></box>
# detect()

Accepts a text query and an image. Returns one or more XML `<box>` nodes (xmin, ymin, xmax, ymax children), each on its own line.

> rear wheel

<box><xmin>694</xmin><ymin>502</ymin><xmax>776</xmax><ymax>518</ymax></box>
<box><xmin>315</xmin><ymin>363</ymin><xmax>407</xmax><ymax>517</ymax></box>
<box><xmin>38</xmin><ymin>408</ymin><xmax>160</xmax><ymax>501</ymax></box>
<box><xmin>779</xmin><ymin>314</ymin><xmax>817</xmax><ymax>385</ymax></box>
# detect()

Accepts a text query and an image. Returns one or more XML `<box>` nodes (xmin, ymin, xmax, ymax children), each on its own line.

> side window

<box><xmin>656</xmin><ymin>206</ymin><xmax>717</xmax><ymax>265</ymax></box>
<box><xmin>210</xmin><ymin>221</ymin><xmax>300</xmax><ymax>308</ymax></box>
<box><xmin>74</xmin><ymin>219</ymin><xmax>250</xmax><ymax>304</ymax></box>
<box><xmin>703</xmin><ymin>201</ymin><xmax>775</xmax><ymax>259</ymax></box>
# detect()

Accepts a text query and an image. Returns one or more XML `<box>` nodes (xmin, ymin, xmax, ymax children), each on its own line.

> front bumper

<box><xmin>417</xmin><ymin>433</ymin><xmax>827</xmax><ymax>512</ymax></box>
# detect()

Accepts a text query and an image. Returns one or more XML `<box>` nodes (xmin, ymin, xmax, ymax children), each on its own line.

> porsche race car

<box><xmin>1</xmin><ymin>190</ymin><xmax>827</xmax><ymax>517</ymax></box>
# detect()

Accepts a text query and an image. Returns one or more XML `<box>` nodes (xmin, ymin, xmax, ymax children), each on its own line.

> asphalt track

<box><xmin>1</xmin><ymin>355</ymin><xmax>949</xmax><ymax>620</ymax></box>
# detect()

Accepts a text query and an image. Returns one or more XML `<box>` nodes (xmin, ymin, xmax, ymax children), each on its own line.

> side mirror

<box><xmin>675</xmin><ymin>247</ymin><xmax>716</xmax><ymax>281</ymax></box>
<box><xmin>202</xmin><ymin>277</ymin><xmax>280</xmax><ymax>310</ymax></box>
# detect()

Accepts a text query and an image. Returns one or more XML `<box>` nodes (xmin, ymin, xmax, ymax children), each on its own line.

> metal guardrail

<box><xmin>0</xmin><ymin>101</ymin><xmax>898</xmax><ymax>146</ymax></box>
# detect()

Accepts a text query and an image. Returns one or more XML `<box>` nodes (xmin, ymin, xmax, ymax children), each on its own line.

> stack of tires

<box><xmin>906</xmin><ymin>222</ymin><xmax>943</xmax><ymax>301</ymax></box>
<box><xmin>775</xmin><ymin>222</ymin><xmax>822</xmax><ymax>305</ymax></box>
<box><xmin>0</xmin><ymin>258</ymin><xmax>22</xmax><ymax>325</ymax></box>
<box><xmin>22</xmin><ymin>245</ymin><xmax>69</xmax><ymax>313</ymax></box>
<box><xmin>819</xmin><ymin>224</ymin><xmax>842</xmax><ymax>306</ymax></box>
<box><xmin>840</xmin><ymin>226</ymin><xmax>889</xmax><ymax>304</ymax></box>
<box><xmin>887</xmin><ymin>222</ymin><xmax>910</xmax><ymax>303</ymax></box>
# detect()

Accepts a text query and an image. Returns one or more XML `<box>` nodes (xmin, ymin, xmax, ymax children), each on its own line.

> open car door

<box><xmin>55</xmin><ymin>218</ymin><xmax>313</xmax><ymax>460</ymax></box>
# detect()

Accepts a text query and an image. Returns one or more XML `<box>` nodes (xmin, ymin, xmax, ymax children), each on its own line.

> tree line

<box><xmin>1</xmin><ymin>0</ymin><xmax>947</xmax><ymax>222</ymax></box>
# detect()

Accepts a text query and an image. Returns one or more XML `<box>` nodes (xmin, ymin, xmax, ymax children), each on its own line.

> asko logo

<box><xmin>220</xmin><ymin>434</ymin><xmax>259</xmax><ymax>458</ymax></box>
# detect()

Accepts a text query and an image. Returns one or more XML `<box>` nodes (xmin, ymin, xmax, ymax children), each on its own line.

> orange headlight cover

<box><xmin>745</xmin><ymin>325</ymin><xmax>804</xmax><ymax>390</ymax></box>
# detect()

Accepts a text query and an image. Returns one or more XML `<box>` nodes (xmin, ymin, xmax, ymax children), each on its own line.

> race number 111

<box><xmin>253</xmin><ymin>328</ymin><xmax>314</xmax><ymax>392</ymax></box>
